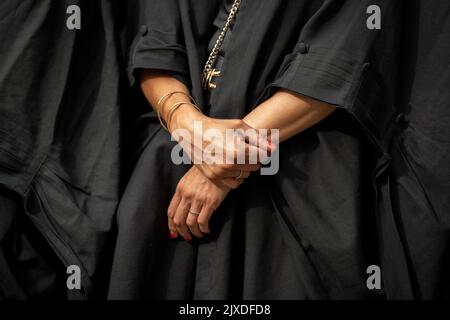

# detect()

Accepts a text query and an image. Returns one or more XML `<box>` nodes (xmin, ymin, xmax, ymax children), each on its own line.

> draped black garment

<box><xmin>1</xmin><ymin>0</ymin><xmax>445</xmax><ymax>301</ymax></box>
<box><xmin>378</xmin><ymin>0</ymin><xmax>450</xmax><ymax>299</ymax></box>
<box><xmin>108</xmin><ymin>0</ymin><xmax>403</xmax><ymax>299</ymax></box>
<box><xmin>0</xmin><ymin>0</ymin><xmax>127</xmax><ymax>299</ymax></box>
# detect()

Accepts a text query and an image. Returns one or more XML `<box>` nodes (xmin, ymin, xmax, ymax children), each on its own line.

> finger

<box><xmin>187</xmin><ymin>200</ymin><xmax>203</xmax><ymax>238</ymax></box>
<box><xmin>197</xmin><ymin>205</ymin><xmax>214</xmax><ymax>234</ymax></box>
<box><xmin>221</xmin><ymin>178</ymin><xmax>245</xmax><ymax>189</ymax></box>
<box><xmin>223</xmin><ymin>133</ymin><xmax>259</xmax><ymax>165</ymax></box>
<box><xmin>196</xmin><ymin>165</ymin><xmax>216</xmax><ymax>180</ymax></box>
<box><xmin>173</xmin><ymin>199</ymin><xmax>192</xmax><ymax>241</ymax></box>
<box><xmin>240</xmin><ymin>124</ymin><xmax>276</xmax><ymax>152</ymax></box>
<box><xmin>223</xmin><ymin>170</ymin><xmax>251</xmax><ymax>180</ymax></box>
<box><xmin>257</xmin><ymin>130</ymin><xmax>274</xmax><ymax>152</ymax></box>
<box><xmin>237</xmin><ymin>163</ymin><xmax>261</xmax><ymax>172</ymax></box>
<box><xmin>211</xmin><ymin>165</ymin><xmax>258</xmax><ymax>180</ymax></box>
<box><xmin>187</xmin><ymin>213</ymin><xmax>203</xmax><ymax>239</ymax></box>
<box><xmin>237</xmin><ymin>129</ymin><xmax>276</xmax><ymax>164</ymax></box>
<box><xmin>243</xmin><ymin>144</ymin><xmax>269</xmax><ymax>164</ymax></box>
<box><xmin>230</xmin><ymin>142</ymin><xmax>260</xmax><ymax>164</ymax></box>
<box><xmin>168</xmin><ymin>191</ymin><xmax>181</xmax><ymax>239</ymax></box>
<box><xmin>168</xmin><ymin>216</ymin><xmax>178</xmax><ymax>239</ymax></box>
<box><xmin>220</xmin><ymin>165</ymin><xmax>259</xmax><ymax>176</ymax></box>
<box><xmin>240</xmin><ymin>171</ymin><xmax>251</xmax><ymax>179</ymax></box>
<box><xmin>168</xmin><ymin>191</ymin><xmax>182</xmax><ymax>219</ymax></box>
<box><xmin>200</xmin><ymin>164</ymin><xmax>242</xmax><ymax>181</ymax></box>
<box><xmin>215</xmin><ymin>168</ymin><xmax>242</xmax><ymax>179</ymax></box>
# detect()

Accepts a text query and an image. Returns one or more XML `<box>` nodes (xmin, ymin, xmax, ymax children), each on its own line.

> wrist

<box><xmin>159</xmin><ymin>93</ymin><xmax>190</xmax><ymax>119</ymax></box>
<box><xmin>169</xmin><ymin>104</ymin><xmax>205</xmax><ymax>133</ymax></box>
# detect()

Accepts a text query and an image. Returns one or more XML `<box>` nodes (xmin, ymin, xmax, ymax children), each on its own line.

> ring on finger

<box><xmin>235</xmin><ymin>170</ymin><xmax>244</xmax><ymax>180</ymax></box>
<box><xmin>189</xmin><ymin>210</ymin><xmax>201</xmax><ymax>216</ymax></box>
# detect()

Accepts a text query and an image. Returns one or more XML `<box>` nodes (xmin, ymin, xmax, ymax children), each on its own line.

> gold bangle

<box><xmin>157</xmin><ymin>91</ymin><xmax>187</xmax><ymax>109</ymax></box>
<box><xmin>166</xmin><ymin>102</ymin><xmax>202</xmax><ymax>132</ymax></box>
<box><xmin>156</xmin><ymin>91</ymin><xmax>196</xmax><ymax>131</ymax></box>
<box><xmin>157</xmin><ymin>91</ymin><xmax>195</xmax><ymax>117</ymax></box>
<box><xmin>157</xmin><ymin>107</ymin><xmax>170</xmax><ymax>131</ymax></box>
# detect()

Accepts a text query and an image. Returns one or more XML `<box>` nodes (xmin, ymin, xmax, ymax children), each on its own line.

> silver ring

<box><xmin>235</xmin><ymin>170</ymin><xmax>243</xmax><ymax>180</ymax></box>
<box><xmin>189</xmin><ymin>210</ymin><xmax>200</xmax><ymax>216</ymax></box>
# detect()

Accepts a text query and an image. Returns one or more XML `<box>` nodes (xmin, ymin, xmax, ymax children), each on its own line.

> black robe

<box><xmin>0</xmin><ymin>0</ymin><xmax>127</xmax><ymax>299</ymax></box>
<box><xmin>378</xmin><ymin>0</ymin><xmax>450</xmax><ymax>299</ymax></box>
<box><xmin>108</xmin><ymin>0</ymin><xmax>403</xmax><ymax>299</ymax></box>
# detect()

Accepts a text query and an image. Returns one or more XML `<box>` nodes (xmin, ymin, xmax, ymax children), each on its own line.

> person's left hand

<box><xmin>168</xmin><ymin>166</ymin><xmax>233</xmax><ymax>241</ymax></box>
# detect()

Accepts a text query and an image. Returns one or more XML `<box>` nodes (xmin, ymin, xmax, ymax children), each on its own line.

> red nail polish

<box><xmin>170</xmin><ymin>232</ymin><xmax>178</xmax><ymax>239</ymax></box>
<box><xmin>184</xmin><ymin>236</ymin><xmax>192</xmax><ymax>242</ymax></box>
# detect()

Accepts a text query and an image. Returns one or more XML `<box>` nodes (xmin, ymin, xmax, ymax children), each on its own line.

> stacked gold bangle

<box><xmin>166</xmin><ymin>102</ymin><xmax>200</xmax><ymax>132</ymax></box>
<box><xmin>156</xmin><ymin>91</ymin><xmax>201</xmax><ymax>131</ymax></box>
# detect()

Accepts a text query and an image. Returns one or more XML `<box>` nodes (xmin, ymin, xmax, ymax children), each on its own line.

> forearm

<box><xmin>140</xmin><ymin>69</ymin><xmax>203</xmax><ymax>130</ymax></box>
<box><xmin>244</xmin><ymin>90</ymin><xmax>336</xmax><ymax>142</ymax></box>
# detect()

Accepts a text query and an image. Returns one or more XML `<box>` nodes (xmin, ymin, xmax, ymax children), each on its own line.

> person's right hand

<box><xmin>169</xmin><ymin>107</ymin><xmax>273</xmax><ymax>188</ymax></box>
<box><xmin>139</xmin><ymin>72</ymin><xmax>274</xmax><ymax>188</ymax></box>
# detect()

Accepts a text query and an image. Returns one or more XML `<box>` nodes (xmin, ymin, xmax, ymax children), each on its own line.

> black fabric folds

<box><xmin>108</xmin><ymin>0</ymin><xmax>404</xmax><ymax>300</ymax></box>
<box><xmin>0</xmin><ymin>0</ymin><xmax>448</xmax><ymax>301</ymax></box>
<box><xmin>0</xmin><ymin>0</ymin><xmax>127</xmax><ymax>299</ymax></box>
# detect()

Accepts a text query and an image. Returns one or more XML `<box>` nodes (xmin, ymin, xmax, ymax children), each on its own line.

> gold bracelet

<box><xmin>157</xmin><ymin>105</ymin><xmax>170</xmax><ymax>131</ymax></box>
<box><xmin>166</xmin><ymin>102</ymin><xmax>202</xmax><ymax>132</ymax></box>
<box><xmin>156</xmin><ymin>91</ymin><xmax>196</xmax><ymax>131</ymax></box>
<box><xmin>157</xmin><ymin>91</ymin><xmax>195</xmax><ymax>118</ymax></box>
<box><xmin>157</xmin><ymin>91</ymin><xmax>194</xmax><ymax>112</ymax></box>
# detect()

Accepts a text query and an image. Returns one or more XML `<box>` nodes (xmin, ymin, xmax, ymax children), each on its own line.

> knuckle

<box><xmin>227</xmin><ymin>182</ymin><xmax>237</xmax><ymax>190</ymax></box>
<box><xmin>236</xmin><ymin>120</ymin><xmax>246</xmax><ymax>129</ymax></box>
<box><xmin>209</xmin><ymin>167</ymin><xmax>218</xmax><ymax>176</ymax></box>
<box><xmin>212</xmin><ymin>201</ymin><xmax>221</xmax><ymax>209</ymax></box>
<box><xmin>173</xmin><ymin>218</ymin><xmax>183</xmax><ymax>227</ymax></box>
<box><xmin>204</xmin><ymin>170</ymin><xmax>215</xmax><ymax>179</ymax></box>
<box><xmin>184</xmin><ymin>191</ymin><xmax>194</xmax><ymax>200</ymax></box>
<box><xmin>215</xmin><ymin>166</ymin><xmax>225</xmax><ymax>177</ymax></box>
<box><xmin>223</xmin><ymin>163</ymin><xmax>233</xmax><ymax>171</ymax></box>
<box><xmin>198</xmin><ymin>219</ymin><xmax>207</xmax><ymax>227</ymax></box>
<box><xmin>186</xmin><ymin>220</ymin><xmax>195</xmax><ymax>228</ymax></box>
<box><xmin>176</xmin><ymin>183</ymin><xmax>184</xmax><ymax>193</ymax></box>
<box><xmin>193</xmin><ymin>189</ymin><xmax>204</xmax><ymax>198</ymax></box>
<box><xmin>207</xmin><ymin>199</ymin><xmax>219</xmax><ymax>209</ymax></box>
<box><xmin>231</xmin><ymin>119</ymin><xmax>241</xmax><ymax>127</ymax></box>
<box><xmin>204</xmin><ymin>195</ymin><xmax>214</xmax><ymax>204</ymax></box>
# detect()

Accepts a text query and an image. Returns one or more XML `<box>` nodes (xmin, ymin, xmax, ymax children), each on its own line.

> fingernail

<box><xmin>170</xmin><ymin>232</ymin><xmax>178</xmax><ymax>239</ymax></box>
<box><xmin>184</xmin><ymin>236</ymin><xmax>192</xmax><ymax>242</ymax></box>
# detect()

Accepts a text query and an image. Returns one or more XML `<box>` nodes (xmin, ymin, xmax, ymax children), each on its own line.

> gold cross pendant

<box><xmin>203</xmin><ymin>69</ymin><xmax>221</xmax><ymax>90</ymax></box>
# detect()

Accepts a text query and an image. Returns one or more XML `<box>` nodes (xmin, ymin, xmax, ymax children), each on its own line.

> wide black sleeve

<box><xmin>128</xmin><ymin>0</ymin><xmax>189</xmax><ymax>86</ymax></box>
<box><xmin>271</xmin><ymin>0</ymin><xmax>402</xmax><ymax>149</ymax></box>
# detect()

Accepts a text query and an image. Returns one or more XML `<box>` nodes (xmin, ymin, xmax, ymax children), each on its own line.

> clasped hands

<box><xmin>165</xmin><ymin>102</ymin><xmax>275</xmax><ymax>241</ymax></box>
<box><xmin>143</xmin><ymin>74</ymin><xmax>336</xmax><ymax>242</ymax></box>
